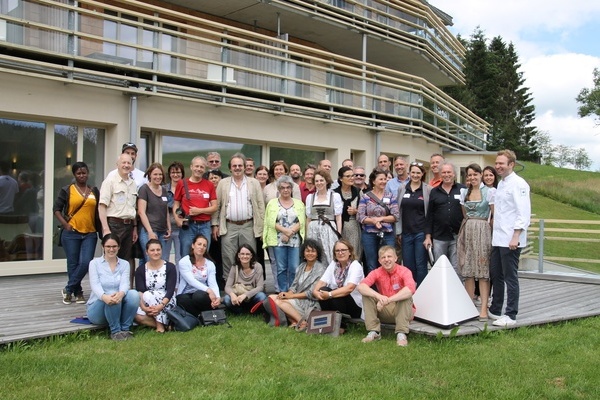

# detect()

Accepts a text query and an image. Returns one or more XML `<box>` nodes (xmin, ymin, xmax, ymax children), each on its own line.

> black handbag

<box><xmin>166</xmin><ymin>306</ymin><xmax>199</xmax><ymax>332</ymax></box>
<box><xmin>199</xmin><ymin>309</ymin><xmax>231</xmax><ymax>327</ymax></box>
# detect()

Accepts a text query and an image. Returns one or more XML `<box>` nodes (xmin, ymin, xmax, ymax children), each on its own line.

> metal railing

<box><xmin>0</xmin><ymin>0</ymin><xmax>487</xmax><ymax>150</ymax></box>
<box><xmin>524</xmin><ymin>219</ymin><xmax>600</xmax><ymax>273</ymax></box>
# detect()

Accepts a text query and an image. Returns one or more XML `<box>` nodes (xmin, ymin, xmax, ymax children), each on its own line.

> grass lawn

<box><xmin>2</xmin><ymin>315</ymin><xmax>600</xmax><ymax>399</ymax></box>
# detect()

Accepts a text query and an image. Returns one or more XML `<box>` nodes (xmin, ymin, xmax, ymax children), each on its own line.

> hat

<box><xmin>122</xmin><ymin>142</ymin><xmax>138</xmax><ymax>153</ymax></box>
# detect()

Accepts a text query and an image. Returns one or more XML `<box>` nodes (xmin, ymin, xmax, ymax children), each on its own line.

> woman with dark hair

<box><xmin>223</xmin><ymin>244</ymin><xmax>267</xmax><ymax>313</ymax></box>
<box><xmin>177</xmin><ymin>234</ymin><xmax>221</xmax><ymax>316</ymax></box>
<box><xmin>312</xmin><ymin>239</ymin><xmax>364</xmax><ymax>320</ymax></box>
<box><xmin>254</xmin><ymin>165</ymin><xmax>270</xmax><ymax>278</ymax></box>
<box><xmin>483</xmin><ymin>165</ymin><xmax>499</xmax><ymax>189</ymax></box>
<box><xmin>458</xmin><ymin>163</ymin><xmax>495</xmax><ymax>321</ymax></box>
<box><xmin>263</xmin><ymin>175</ymin><xmax>306</xmax><ymax>292</ymax></box>
<box><xmin>358</xmin><ymin>168</ymin><xmax>399</xmax><ymax>273</ymax></box>
<box><xmin>86</xmin><ymin>233</ymin><xmax>139</xmax><ymax>341</ymax></box>
<box><xmin>398</xmin><ymin>162</ymin><xmax>431</xmax><ymax>287</ymax></box>
<box><xmin>137</xmin><ymin>163</ymin><xmax>171</xmax><ymax>265</ymax></box>
<box><xmin>333</xmin><ymin>166</ymin><xmax>362</xmax><ymax>259</ymax></box>
<box><xmin>53</xmin><ymin>161</ymin><xmax>100</xmax><ymax>304</ymax></box>
<box><xmin>305</xmin><ymin>169</ymin><xmax>343</xmax><ymax>265</ymax></box>
<box><xmin>134</xmin><ymin>239</ymin><xmax>177</xmax><ymax>333</ymax></box>
<box><xmin>268</xmin><ymin>238</ymin><xmax>327</xmax><ymax>329</ymax></box>
<box><xmin>164</xmin><ymin>161</ymin><xmax>185</xmax><ymax>265</ymax></box>
<box><xmin>208</xmin><ymin>169</ymin><xmax>224</xmax><ymax>188</ymax></box>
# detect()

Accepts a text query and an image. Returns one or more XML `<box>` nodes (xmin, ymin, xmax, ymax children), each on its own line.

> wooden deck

<box><xmin>1</xmin><ymin>270</ymin><xmax>600</xmax><ymax>344</ymax></box>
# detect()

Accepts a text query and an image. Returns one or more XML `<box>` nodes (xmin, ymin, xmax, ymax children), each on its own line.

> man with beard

<box><xmin>289</xmin><ymin>164</ymin><xmax>302</xmax><ymax>185</ymax></box>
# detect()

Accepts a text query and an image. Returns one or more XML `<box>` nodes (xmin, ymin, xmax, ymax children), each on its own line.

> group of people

<box><xmin>53</xmin><ymin>143</ymin><xmax>530</xmax><ymax>343</ymax></box>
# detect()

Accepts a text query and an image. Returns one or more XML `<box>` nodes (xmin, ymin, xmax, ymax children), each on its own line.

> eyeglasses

<box><xmin>334</xmin><ymin>248</ymin><xmax>349</xmax><ymax>253</ymax></box>
<box><xmin>170</xmin><ymin>171</ymin><xmax>182</xmax><ymax>175</ymax></box>
<box><xmin>353</xmin><ymin>174</ymin><xmax>365</xmax><ymax>178</ymax></box>
<box><xmin>208</xmin><ymin>160</ymin><xmax>220</xmax><ymax>164</ymax></box>
<box><xmin>279</xmin><ymin>186</ymin><xmax>292</xmax><ymax>191</ymax></box>
<box><xmin>410</xmin><ymin>162</ymin><xmax>424</xmax><ymax>167</ymax></box>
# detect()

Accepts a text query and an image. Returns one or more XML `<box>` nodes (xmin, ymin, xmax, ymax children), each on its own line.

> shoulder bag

<box><xmin>199</xmin><ymin>309</ymin><xmax>231</xmax><ymax>327</ymax></box>
<box><xmin>166</xmin><ymin>305</ymin><xmax>200</xmax><ymax>332</ymax></box>
<box><xmin>54</xmin><ymin>186</ymin><xmax>91</xmax><ymax>247</ymax></box>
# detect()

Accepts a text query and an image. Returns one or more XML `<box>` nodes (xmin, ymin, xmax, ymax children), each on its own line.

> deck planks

<box><xmin>1</xmin><ymin>271</ymin><xmax>600</xmax><ymax>343</ymax></box>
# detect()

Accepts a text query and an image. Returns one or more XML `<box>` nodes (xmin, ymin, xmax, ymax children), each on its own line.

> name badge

<box><xmin>454</xmin><ymin>194</ymin><xmax>461</xmax><ymax>200</ymax></box>
<box><xmin>382</xmin><ymin>197</ymin><xmax>390</xmax><ymax>204</ymax></box>
<box><xmin>161</xmin><ymin>196</ymin><xmax>168</xmax><ymax>201</ymax></box>
<box><xmin>202</xmin><ymin>193</ymin><xmax>210</xmax><ymax>199</ymax></box>
<box><xmin>403</xmin><ymin>193</ymin><xmax>410</xmax><ymax>198</ymax></box>
<box><xmin>392</xmin><ymin>283</ymin><xmax>400</xmax><ymax>291</ymax></box>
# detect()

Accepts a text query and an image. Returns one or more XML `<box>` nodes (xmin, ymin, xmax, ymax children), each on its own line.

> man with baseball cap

<box><xmin>107</xmin><ymin>142</ymin><xmax>148</xmax><ymax>189</ymax></box>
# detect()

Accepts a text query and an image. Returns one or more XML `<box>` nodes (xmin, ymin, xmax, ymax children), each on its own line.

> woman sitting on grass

<box><xmin>223</xmin><ymin>244</ymin><xmax>267</xmax><ymax>314</ymax></box>
<box><xmin>268</xmin><ymin>239</ymin><xmax>327</xmax><ymax>330</ymax></box>
<box><xmin>134</xmin><ymin>239</ymin><xmax>177</xmax><ymax>333</ymax></box>
<box><xmin>177</xmin><ymin>234</ymin><xmax>221</xmax><ymax>317</ymax></box>
<box><xmin>312</xmin><ymin>239</ymin><xmax>364</xmax><ymax>321</ymax></box>
<box><xmin>86</xmin><ymin>233</ymin><xmax>139</xmax><ymax>341</ymax></box>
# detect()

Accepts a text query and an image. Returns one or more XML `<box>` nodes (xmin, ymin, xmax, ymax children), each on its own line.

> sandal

<box><xmin>295</xmin><ymin>319</ymin><xmax>308</xmax><ymax>332</ymax></box>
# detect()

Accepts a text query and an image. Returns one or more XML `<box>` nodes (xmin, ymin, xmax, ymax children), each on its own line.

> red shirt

<box><xmin>300</xmin><ymin>182</ymin><xmax>316</xmax><ymax>204</ymax></box>
<box><xmin>361</xmin><ymin>264</ymin><xmax>416</xmax><ymax>310</ymax></box>
<box><xmin>174</xmin><ymin>178</ymin><xmax>216</xmax><ymax>222</ymax></box>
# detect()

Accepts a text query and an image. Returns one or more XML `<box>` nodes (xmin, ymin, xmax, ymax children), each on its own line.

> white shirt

<box><xmin>320</xmin><ymin>260</ymin><xmax>364</xmax><ymax>308</ymax></box>
<box><xmin>226</xmin><ymin>176</ymin><xmax>253</xmax><ymax>221</ymax></box>
<box><xmin>492</xmin><ymin>172</ymin><xmax>531</xmax><ymax>248</ymax></box>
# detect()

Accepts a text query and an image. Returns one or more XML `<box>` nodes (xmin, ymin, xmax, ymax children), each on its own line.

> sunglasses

<box><xmin>410</xmin><ymin>162</ymin><xmax>424</xmax><ymax>167</ymax></box>
<box><xmin>353</xmin><ymin>173</ymin><xmax>365</xmax><ymax>177</ymax></box>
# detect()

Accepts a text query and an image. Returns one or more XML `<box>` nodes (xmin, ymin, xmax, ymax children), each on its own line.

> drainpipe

<box><xmin>129</xmin><ymin>95</ymin><xmax>138</xmax><ymax>144</ymax></box>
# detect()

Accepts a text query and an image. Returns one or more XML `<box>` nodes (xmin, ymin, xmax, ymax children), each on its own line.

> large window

<box><xmin>0</xmin><ymin>118</ymin><xmax>105</xmax><ymax>264</ymax></box>
<box><xmin>162</xmin><ymin>136</ymin><xmax>262</xmax><ymax>174</ymax></box>
<box><xmin>0</xmin><ymin>118</ymin><xmax>45</xmax><ymax>262</ymax></box>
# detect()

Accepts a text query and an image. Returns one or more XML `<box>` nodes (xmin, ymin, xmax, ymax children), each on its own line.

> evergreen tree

<box><xmin>444</xmin><ymin>30</ymin><xmax>539</xmax><ymax>160</ymax></box>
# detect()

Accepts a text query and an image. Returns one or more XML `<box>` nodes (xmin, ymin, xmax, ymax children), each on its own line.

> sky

<box><xmin>433</xmin><ymin>0</ymin><xmax>600</xmax><ymax>170</ymax></box>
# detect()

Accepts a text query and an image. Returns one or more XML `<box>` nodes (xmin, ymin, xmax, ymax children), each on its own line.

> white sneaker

<box><xmin>492</xmin><ymin>315</ymin><xmax>516</xmax><ymax>327</ymax></box>
<box><xmin>362</xmin><ymin>331</ymin><xmax>381</xmax><ymax>343</ymax></box>
<box><xmin>488</xmin><ymin>311</ymin><xmax>502</xmax><ymax>320</ymax></box>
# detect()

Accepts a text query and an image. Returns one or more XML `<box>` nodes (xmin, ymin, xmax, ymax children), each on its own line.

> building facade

<box><xmin>0</xmin><ymin>0</ymin><xmax>491</xmax><ymax>276</ymax></box>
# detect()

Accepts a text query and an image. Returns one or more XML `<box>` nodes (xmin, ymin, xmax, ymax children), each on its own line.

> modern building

<box><xmin>0</xmin><ymin>0</ymin><xmax>492</xmax><ymax>276</ymax></box>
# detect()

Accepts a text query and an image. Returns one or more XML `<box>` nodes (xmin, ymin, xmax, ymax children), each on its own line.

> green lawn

<box><xmin>2</xmin><ymin>315</ymin><xmax>600</xmax><ymax>399</ymax></box>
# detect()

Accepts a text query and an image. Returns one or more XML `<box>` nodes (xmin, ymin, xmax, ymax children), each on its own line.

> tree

<box><xmin>444</xmin><ymin>30</ymin><xmax>539</xmax><ymax>161</ymax></box>
<box><xmin>533</xmin><ymin>130</ymin><xmax>556</xmax><ymax>165</ymax></box>
<box><xmin>576</xmin><ymin>67</ymin><xmax>600</xmax><ymax>125</ymax></box>
<box><xmin>553</xmin><ymin>144</ymin><xmax>573</xmax><ymax>168</ymax></box>
<box><xmin>572</xmin><ymin>148</ymin><xmax>592</xmax><ymax>170</ymax></box>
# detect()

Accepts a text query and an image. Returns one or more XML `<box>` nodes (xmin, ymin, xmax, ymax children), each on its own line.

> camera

<box><xmin>176</xmin><ymin>208</ymin><xmax>189</xmax><ymax>230</ymax></box>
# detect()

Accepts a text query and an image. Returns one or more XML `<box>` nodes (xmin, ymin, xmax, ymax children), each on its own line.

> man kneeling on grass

<box><xmin>358</xmin><ymin>245</ymin><xmax>416</xmax><ymax>346</ymax></box>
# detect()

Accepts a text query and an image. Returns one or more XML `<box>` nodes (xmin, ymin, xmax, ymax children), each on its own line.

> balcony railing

<box><xmin>0</xmin><ymin>0</ymin><xmax>487</xmax><ymax>150</ymax></box>
<box><xmin>278</xmin><ymin>0</ymin><xmax>464</xmax><ymax>80</ymax></box>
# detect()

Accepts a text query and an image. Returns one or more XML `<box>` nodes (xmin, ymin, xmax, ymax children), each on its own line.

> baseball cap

<box><xmin>122</xmin><ymin>142</ymin><xmax>138</xmax><ymax>153</ymax></box>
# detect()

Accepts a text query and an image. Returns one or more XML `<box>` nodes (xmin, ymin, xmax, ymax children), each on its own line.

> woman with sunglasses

<box><xmin>312</xmin><ymin>239</ymin><xmax>364</xmax><ymax>320</ymax></box>
<box><xmin>398</xmin><ymin>162</ymin><xmax>431</xmax><ymax>287</ymax></box>
<box><xmin>86</xmin><ymin>234</ymin><xmax>140</xmax><ymax>341</ymax></box>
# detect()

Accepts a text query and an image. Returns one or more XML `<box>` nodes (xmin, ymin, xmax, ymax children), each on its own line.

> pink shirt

<box><xmin>361</xmin><ymin>264</ymin><xmax>416</xmax><ymax>311</ymax></box>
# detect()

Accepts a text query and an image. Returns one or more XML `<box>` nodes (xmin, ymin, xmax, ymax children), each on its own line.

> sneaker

<box><xmin>396</xmin><ymin>332</ymin><xmax>408</xmax><ymax>347</ymax></box>
<box><xmin>122</xmin><ymin>331</ymin><xmax>134</xmax><ymax>338</ymax></box>
<box><xmin>362</xmin><ymin>331</ymin><xmax>381</xmax><ymax>343</ymax></box>
<box><xmin>61</xmin><ymin>289</ymin><xmax>72</xmax><ymax>305</ymax></box>
<box><xmin>488</xmin><ymin>311</ymin><xmax>502</xmax><ymax>320</ymax></box>
<box><xmin>110</xmin><ymin>331</ymin><xmax>128</xmax><ymax>341</ymax></box>
<box><xmin>75</xmin><ymin>293</ymin><xmax>86</xmax><ymax>304</ymax></box>
<box><xmin>492</xmin><ymin>315</ymin><xmax>516</xmax><ymax>327</ymax></box>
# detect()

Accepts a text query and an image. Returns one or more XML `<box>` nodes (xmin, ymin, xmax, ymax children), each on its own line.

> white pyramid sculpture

<box><xmin>413</xmin><ymin>255</ymin><xmax>479</xmax><ymax>329</ymax></box>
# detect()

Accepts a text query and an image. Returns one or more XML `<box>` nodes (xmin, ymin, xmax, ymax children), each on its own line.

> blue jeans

<box><xmin>402</xmin><ymin>232</ymin><xmax>427</xmax><ymax>287</ymax></box>
<box><xmin>274</xmin><ymin>245</ymin><xmax>300</xmax><ymax>292</ymax></box>
<box><xmin>179</xmin><ymin>221</ymin><xmax>212</xmax><ymax>260</ymax></box>
<box><xmin>361</xmin><ymin>231</ymin><xmax>395</xmax><ymax>273</ymax></box>
<box><xmin>87</xmin><ymin>290</ymin><xmax>140</xmax><ymax>334</ymax></box>
<box><xmin>163</xmin><ymin>227</ymin><xmax>182</xmax><ymax>265</ymax></box>
<box><xmin>61</xmin><ymin>230</ymin><xmax>97</xmax><ymax>295</ymax></box>
<box><xmin>489</xmin><ymin>246</ymin><xmax>521</xmax><ymax>319</ymax></box>
<box><xmin>223</xmin><ymin>291</ymin><xmax>267</xmax><ymax>314</ymax></box>
<box><xmin>138</xmin><ymin>226</ymin><xmax>168</xmax><ymax>265</ymax></box>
